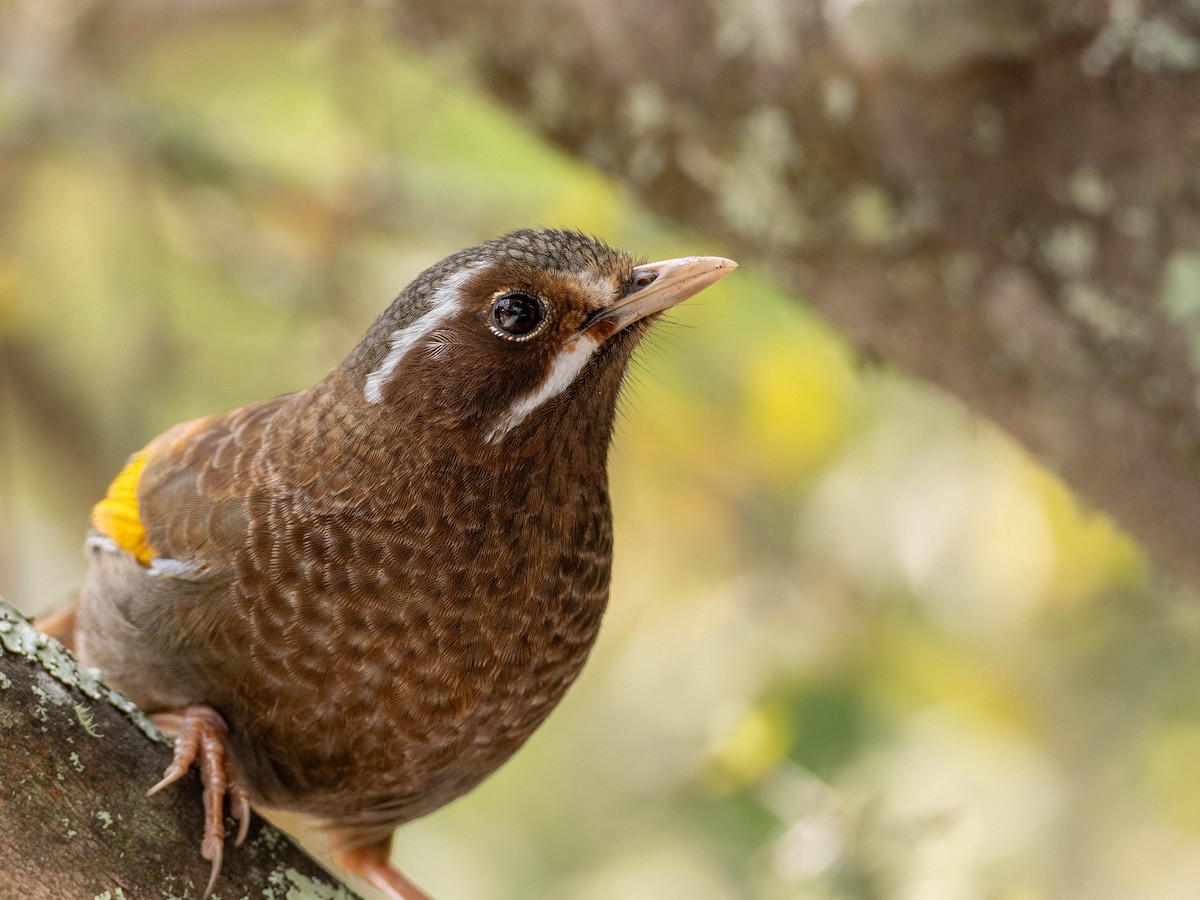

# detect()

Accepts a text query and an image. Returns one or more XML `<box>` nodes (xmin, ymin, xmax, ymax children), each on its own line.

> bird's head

<box><xmin>341</xmin><ymin>229</ymin><xmax>736</xmax><ymax>448</ymax></box>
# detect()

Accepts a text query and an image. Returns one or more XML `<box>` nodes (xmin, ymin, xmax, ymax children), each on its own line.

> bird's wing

<box><xmin>90</xmin><ymin>394</ymin><xmax>297</xmax><ymax>579</ymax></box>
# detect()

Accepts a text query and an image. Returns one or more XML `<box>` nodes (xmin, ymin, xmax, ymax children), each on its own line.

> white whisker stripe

<box><xmin>486</xmin><ymin>336</ymin><xmax>598</xmax><ymax>443</ymax></box>
<box><xmin>365</xmin><ymin>269</ymin><xmax>476</xmax><ymax>404</ymax></box>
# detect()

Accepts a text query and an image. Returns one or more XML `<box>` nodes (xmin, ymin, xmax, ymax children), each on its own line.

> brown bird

<box><xmin>43</xmin><ymin>229</ymin><xmax>736</xmax><ymax>898</ymax></box>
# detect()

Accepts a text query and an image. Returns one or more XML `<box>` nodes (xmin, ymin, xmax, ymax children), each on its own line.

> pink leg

<box><xmin>148</xmin><ymin>705</ymin><xmax>251</xmax><ymax>899</ymax></box>
<box><xmin>332</xmin><ymin>834</ymin><xmax>431</xmax><ymax>900</ymax></box>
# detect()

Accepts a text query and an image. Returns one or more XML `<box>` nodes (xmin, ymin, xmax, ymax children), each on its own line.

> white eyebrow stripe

<box><xmin>365</xmin><ymin>268</ymin><xmax>476</xmax><ymax>404</ymax></box>
<box><xmin>486</xmin><ymin>336</ymin><xmax>599</xmax><ymax>444</ymax></box>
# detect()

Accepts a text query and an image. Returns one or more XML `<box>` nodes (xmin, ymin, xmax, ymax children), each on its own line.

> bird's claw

<box><xmin>147</xmin><ymin>759</ymin><xmax>190</xmax><ymax>796</ymax></box>
<box><xmin>230</xmin><ymin>780</ymin><xmax>251</xmax><ymax>846</ymax></box>
<box><xmin>148</xmin><ymin>705</ymin><xmax>249</xmax><ymax>898</ymax></box>
<box><xmin>201</xmin><ymin>836</ymin><xmax>223</xmax><ymax>898</ymax></box>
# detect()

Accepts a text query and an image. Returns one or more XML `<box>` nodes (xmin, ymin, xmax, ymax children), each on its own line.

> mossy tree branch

<box><xmin>0</xmin><ymin>596</ymin><xmax>357</xmax><ymax>899</ymax></box>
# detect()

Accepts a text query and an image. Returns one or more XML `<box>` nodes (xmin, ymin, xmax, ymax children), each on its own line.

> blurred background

<box><xmin>3</xmin><ymin>4</ymin><xmax>1200</xmax><ymax>899</ymax></box>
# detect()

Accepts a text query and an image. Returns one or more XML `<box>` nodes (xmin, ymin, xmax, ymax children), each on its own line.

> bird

<box><xmin>40</xmin><ymin>229</ymin><xmax>736</xmax><ymax>899</ymax></box>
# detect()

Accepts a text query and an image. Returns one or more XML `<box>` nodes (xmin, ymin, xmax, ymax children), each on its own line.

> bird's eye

<box><xmin>490</xmin><ymin>292</ymin><xmax>547</xmax><ymax>340</ymax></box>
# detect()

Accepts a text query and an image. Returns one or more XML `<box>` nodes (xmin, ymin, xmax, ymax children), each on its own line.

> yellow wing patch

<box><xmin>91</xmin><ymin>451</ymin><xmax>156</xmax><ymax>566</ymax></box>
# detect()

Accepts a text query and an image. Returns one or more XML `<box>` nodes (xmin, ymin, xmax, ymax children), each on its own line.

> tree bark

<box><xmin>392</xmin><ymin>0</ymin><xmax>1200</xmax><ymax>589</ymax></box>
<box><xmin>0</xmin><ymin>597</ymin><xmax>357</xmax><ymax>900</ymax></box>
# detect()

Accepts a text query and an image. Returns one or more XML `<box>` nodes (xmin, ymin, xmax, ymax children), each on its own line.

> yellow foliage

<box><xmin>704</xmin><ymin>705</ymin><xmax>791</xmax><ymax>793</ymax></box>
<box><xmin>1023</xmin><ymin>463</ymin><xmax>1145</xmax><ymax>608</ymax></box>
<box><xmin>740</xmin><ymin>332</ymin><xmax>858</xmax><ymax>483</ymax></box>
<box><xmin>1143</xmin><ymin>723</ymin><xmax>1200</xmax><ymax>832</ymax></box>
<box><xmin>875</xmin><ymin>625</ymin><xmax>1040</xmax><ymax>738</ymax></box>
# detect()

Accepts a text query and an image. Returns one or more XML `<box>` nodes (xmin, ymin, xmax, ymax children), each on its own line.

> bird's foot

<box><xmin>148</xmin><ymin>705</ymin><xmax>251</xmax><ymax>898</ymax></box>
<box><xmin>332</xmin><ymin>834</ymin><xmax>431</xmax><ymax>900</ymax></box>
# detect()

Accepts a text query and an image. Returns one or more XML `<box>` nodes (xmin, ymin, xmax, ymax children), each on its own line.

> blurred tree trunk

<box><xmin>0</xmin><ymin>598</ymin><xmax>356</xmax><ymax>899</ymax></box>
<box><xmin>392</xmin><ymin>0</ymin><xmax>1200</xmax><ymax>590</ymax></box>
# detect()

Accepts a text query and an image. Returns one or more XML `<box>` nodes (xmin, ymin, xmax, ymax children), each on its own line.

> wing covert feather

<box><xmin>97</xmin><ymin>394</ymin><xmax>298</xmax><ymax>578</ymax></box>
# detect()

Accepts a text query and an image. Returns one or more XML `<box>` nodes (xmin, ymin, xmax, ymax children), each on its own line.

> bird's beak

<box><xmin>589</xmin><ymin>256</ymin><xmax>738</xmax><ymax>338</ymax></box>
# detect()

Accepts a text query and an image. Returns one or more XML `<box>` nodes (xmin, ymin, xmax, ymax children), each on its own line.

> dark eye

<box><xmin>490</xmin><ymin>292</ymin><xmax>546</xmax><ymax>339</ymax></box>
